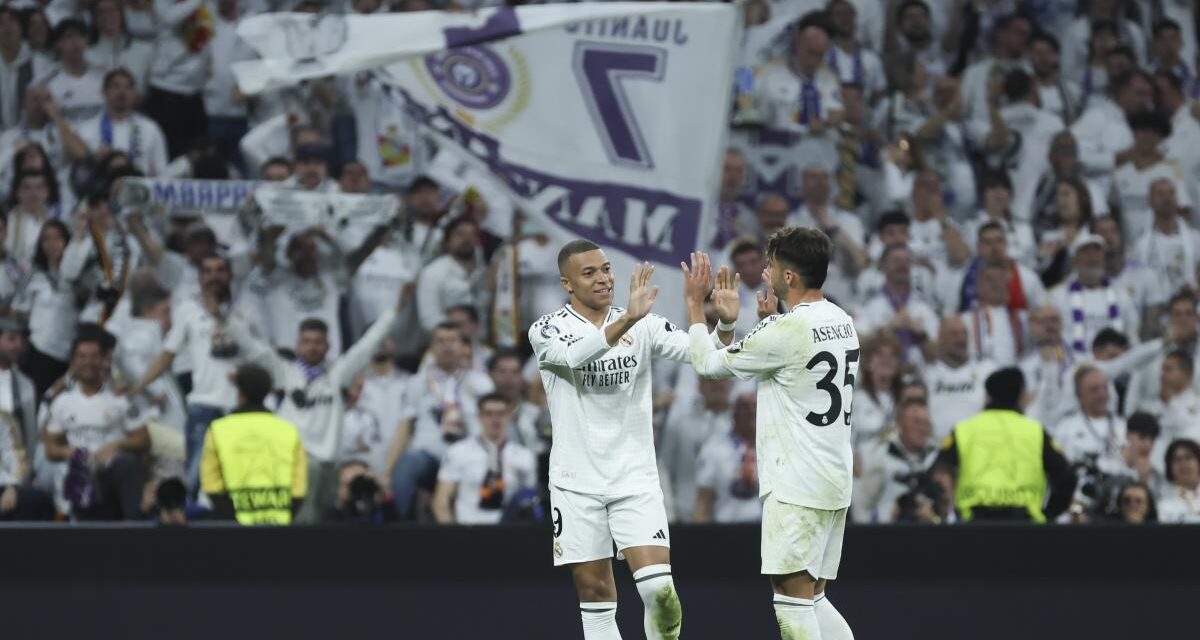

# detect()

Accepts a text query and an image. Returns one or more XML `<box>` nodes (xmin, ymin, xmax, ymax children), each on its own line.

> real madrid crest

<box><xmin>540</xmin><ymin>323</ymin><xmax>560</xmax><ymax>339</ymax></box>
<box><xmin>553</xmin><ymin>541</ymin><xmax>564</xmax><ymax>559</ymax></box>
<box><xmin>619</xmin><ymin>334</ymin><xmax>635</xmax><ymax>347</ymax></box>
<box><xmin>414</xmin><ymin>44</ymin><xmax>532</xmax><ymax>133</ymax></box>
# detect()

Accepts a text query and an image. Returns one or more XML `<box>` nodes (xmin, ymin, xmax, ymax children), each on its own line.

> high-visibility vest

<box><xmin>209</xmin><ymin>412</ymin><xmax>301</xmax><ymax>526</ymax></box>
<box><xmin>954</xmin><ymin>409</ymin><xmax>1049</xmax><ymax>523</ymax></box>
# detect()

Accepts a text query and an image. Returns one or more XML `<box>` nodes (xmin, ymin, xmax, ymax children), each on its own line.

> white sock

<box><xmin>581</xmin><ymin>602</ymin><xmax>622</xmax><ymax>640</ymax></box>
<box><xmin>814</xmin><ymin>592</ymin><xmax>853</xmax><ymax>640</ymax></box>
<box><xmin>773</xmin><ymin>594</ymin><xmax>821</xmax><ymax>640</ymax></box>
<box><xmin>633</xmin><ymin>564</ymin><xmax>681</xmax><ymax>639</ymax></box>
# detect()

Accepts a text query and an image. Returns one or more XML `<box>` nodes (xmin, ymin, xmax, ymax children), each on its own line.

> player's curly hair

<box><xmin>765</xmin><ymin>226</ymin><xmax>831</xmax><ymax>290</ymax></box>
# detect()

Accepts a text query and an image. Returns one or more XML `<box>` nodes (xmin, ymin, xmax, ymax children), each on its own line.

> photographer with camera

<box><xmin>854</xmin><ymin>399</ymin><xmax>939</xmax><ymax>523</ymax></box>
<box><xmin>431</xmin><ymin>392</ymin><xmax>535</xmax><ymax>525</ymax></box>
<box><xmin>934</xmin><ymin>367</ymin><xmax>1077</xmax><ymax>523</ymax></box>
<box><xmin>327</xmin><ymin>460</ymin><xmax>397</xmax><ymax>524</ymax></box>
<box><xmin>200</xmin><ymin>363</ymin><xmax>307</xmax><ymax>526</ymax></box>
<box><xmin>693</xmin><ymin>392</ymin><xmax>762</xmax><ymax>524</ymax></box>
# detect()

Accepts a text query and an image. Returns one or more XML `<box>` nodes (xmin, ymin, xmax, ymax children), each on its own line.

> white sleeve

<box><xmin>415</xmin><ymin>264</ymin><xmax>445</xmax><ymax>332</ymax></box>
<box><xmin>647</xmin><ymin>314</ymin><xmax>723</xmax><ymax>363</ymax></box>
<box><xmin>687</xmin><ymin>318</ymin><xmax>788</xmax><ymax>380</ymax></box>
<box><xmin>527</xmin><ymin>317</ymin><xmax>612</xmax><ymax>370</ymax></box>
<box><xmin>436</xmin><ymin>445</ymin><xmax>463</xmax><ymax>484</ymax></box>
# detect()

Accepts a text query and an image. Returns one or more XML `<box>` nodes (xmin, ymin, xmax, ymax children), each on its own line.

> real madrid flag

<box><xmin>233</xmin><ymin>4</ymin><xmax>739</xmax><ymax>321</ymax></box>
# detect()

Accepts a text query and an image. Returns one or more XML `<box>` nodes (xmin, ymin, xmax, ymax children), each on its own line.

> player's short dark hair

<box><xmin>1166</xmin><ymin>350</ymin><xmax>1195</xmax><ymax>377</ymax></box>
<box><xmin>557</xmin><ymin>239</ymin><xmax>602</xmax><ymax>274</ymax></box>
<box><xmin>406</xmin><ymin>175</ymin><xmax>439</xmax><ymax>195</ymax></box>
<box><xmin>234</xmin><ymin>363</ymin><xmax>274</xmax><ymax>406</ymax></box>
<box><xmin>1165</xmin><ymin>439</ymin><xmax>1200</xmax><ymax>483</ymax></box>
<box><xmin>1153</xmin><ymin>19</ymin><xmax>1182</xmax><ymax>38</ymax></box>
<box><xmin>298</xmin><ymin>318</ymin><xmax>329</xmax><ymax>336</ymax></box>
<box><xmin>766</xmin><ymin>226</ymin><xmax>831</xmax><ymax>290</ymax></box>
<box><xmin>977</xmin><ymin>220</ymin><xmax>1006</xmax><ymax>240</ymax></box>
<box><xmin>102</xmin><ymin>68</ymin><xmax>135</xmax><ymax>92</ymax></box>
<box><xmin>1029</xmin><ymin>31</ymin><xmax>1060</xmax><ymax>52</ymax></box>
<box><xmin>1003</xmin><ymin>69</ymin><xmax>1035</xmax><ymax>103</ymax></box>
<box><xmin>1127</xmin><ymin>412</ymin><xmax>1161</xmax><ymax>440</ymax></box>
<box><xmin>1092</xmin><ymin>328</ymin><xmax>1130</xmax><ymax>352</ymax></box>
<box><xmin>876</xmin><ymin>210</ymin><xmax>910</xmax><ymax>233</ymax></box>
<box><xmin>477</xmin><ymin>391</ymin><xmax>511</xmax><ymax>412</ymax></box>
<box><xmin>487</xmin><ymin>347</ymin><xmax>522</xmax><ymax>372</ymax></box>
<box><xmin>1127</xmin><ymin>110</ymin><xmax>1172</xmax><ymax>138</ymax></box>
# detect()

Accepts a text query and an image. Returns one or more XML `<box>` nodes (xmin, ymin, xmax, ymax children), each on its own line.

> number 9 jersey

<box><xmin>688</xmin><ymin>299</ymin><xmax>859</xmax><ymax>511</ymax></box>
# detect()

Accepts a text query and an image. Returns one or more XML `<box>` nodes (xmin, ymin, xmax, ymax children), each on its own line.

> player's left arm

<box><xmin>686</xmin><ymin>315</ymin><xmax>790</xmax><ymax>380</ymax></box>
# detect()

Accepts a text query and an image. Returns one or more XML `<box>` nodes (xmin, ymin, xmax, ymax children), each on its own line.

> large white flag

<box><xmin>234</xmin><ymin>4</ymin><xmax>739</xmax><ymax>320</ymax></box>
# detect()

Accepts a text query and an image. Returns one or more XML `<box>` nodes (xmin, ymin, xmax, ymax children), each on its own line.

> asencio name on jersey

<box><xmin>812</xmin><ymin>322</ymin><xmax>856</xmax><ymax>344</ymax></box>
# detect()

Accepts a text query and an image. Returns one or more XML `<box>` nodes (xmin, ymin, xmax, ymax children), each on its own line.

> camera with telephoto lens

<box><xmin>478</xmin><ymin>470</ymin><xmax>505</xmax><ymax>511</ymax></box>
<box><xmin>347</xmin><ymin>474</ymin><xmax>382</xmax><ymax>520</ymax></box>
<box><xmin>1073</xmin><ymin>453</ymin><xmax>1123</xmax><ymax>517</ymax></box>
<box><xmin>894</xmin><ymin>470</ymin><xmax>945</xmax><ymax>523</ymax></box>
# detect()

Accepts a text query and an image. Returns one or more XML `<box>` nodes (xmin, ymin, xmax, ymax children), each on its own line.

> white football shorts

<box><xmin>760</xmin><ymin>492</ymin><xmax>847</xmax><ymax>580</ymax></box>
<box><xmin>549</xmin><ymin>484</ymin><xmax>671</xmax><ymax>566</ymax></box>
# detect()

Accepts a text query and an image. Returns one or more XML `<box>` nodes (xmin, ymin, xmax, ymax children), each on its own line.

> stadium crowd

<box><xmin>0</xmin><ymin>0</ymin><xmax>1198</xmax><ymax>528</ymax></box>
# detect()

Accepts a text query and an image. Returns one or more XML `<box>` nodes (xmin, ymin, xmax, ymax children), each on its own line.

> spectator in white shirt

<box><xmin>204</xmin><ymin>0</ymin><xmax>253</xmax><ymax>175</ymax></box>
<box><xmin>1133</xmin><ymin>178</ymin><xmax>1200</xmax><ymax>298</ymax></box>
<box><xmin>755</xmin><ymin>17</ymin><xmax>844</xmax><ymax>156</ymax></box>
<box><xmin>1055</xmin><ymin>366</ymin><xmax>1127</xmax><ymax>466</ymax></box>
<box><xmin>1157</xmin><ymin>71</ymin><xmax>1200</xmax><ymax>207</ymax></box>
<box><xmin>338</xmin><ymin>374</ymin><xmax>392</xmax><ymax>477</ymax></box>
<box><xmin>0</xmin><ymin>86</ymin><xmax>86</xmax><ymax>204</ymax></box>
<box><xmin>37</xmin><ymin>20</ymin><xmax>105</xmax><ymax>126</ymax></box>
<box><xmin>904</xmin><ymin>169</ymin><xmax>971</xmax><ymax>269</ymax></box>
<box><xmin>961</xmin><ymin>261</ymin><xmax>1028</xmax><ymax>367</ymax></box>
<box><xmin>1114</xmin><ymin>112</ymin><xmax>1192</xmax><ymax>241</ymax></box>
<box><xmin>1047</xmin><ymin>233</ymin><xmax>1140</xmax><ymax>356</ymax></box>
<box><xmin>1149</xmin><ymin>18</ymin><xmax>1195</xmax><ymax>91</ymax></box>
<box><xmin>145</xmin><ymin>0</ymin><xmax>213</xmax><ymax>159</ymax></box>
<box><xmin>4</xmin><ymin>170</ymin><xmax>54</xmax><ymax>273</ymax></box>
<box><xmin>1094</xmin><ymin>214</ymin><xmax>1166</xmax><ymax>323</ymax></box>
<box><xmin>959</xmin><ymin>12</ymin><xmax>1031</xmax><ymax>133</ymax></box>
<box><xmin>1128</xmin><ymin>290</ymin><xmax>1200</xmax><ymax>412</ymax></box>
<box><xmin>855</xmin><ymin>399</ymin><xmax>939</xmax><ymax>523</ymax></box>
<box><xmin>416</xmin><ymin>216</ymin><xmax>487</xmax><ymax>334</ymax></box>
<box><xmin>0</xmin><ymin>6</ymin><xmax>45</xmax><ymax>133</ymax></box>
<box><xmin>431</xmin><ymin>392</ymin><xmax>536</xmax><ymax>525</ymax></box>
<box><xmin>1157</xmin><ymin>438</ymin><xmax>1200</xmax><ymax>523</ymax></box>
<box><xmin>126</xmin><ymin>254</ymin><xmax>249</xmax><ymax>496</ymax></box>
<box><xmin>43</xmin><ymin>331</ymin><xmax>151</xmax><ymax>520</ymax></box>
<box><xmin>77</xmin><ymin>69</ymin><xmax>168</xmax><ymax>176</ymax></box>
<box><xmin>791</xmin><ymin>163</ymin><xmax>868</xmax><ymax>304</ymax></box>
<box><xmin>1135</xmin><ymin>351</ymin><xmax>1200</xmax><ymax>446</ymax></box>
<box><xmin>692</xmin><ymin>392</ymin><xmax>762</xmax><ymax>524</ymax></box>
<box><xmin>486</xmin><ymin>348</ymin><xmax>545</xmax><ymax>458</ymax></box>
<box><xmin>1029</xmin><ymin>32</ymin><xmax>1081</xmax><ymax>125</ymax></box>
<box><xmin>825</xmin><ymin>0</ymin><xmax>886</xmax><ymax>100</ymax></box>
<box><xmin>1064</xmin><ymin>2</ymin><xmax>1148</xmax><ymax>82</ymax></box>
<box><xmin>963</xmin><ymin>172</ymin><xmax>1038</xmax><ymax>270</ymax></box>
<box><xmin>12</xmin><ymin>219</ymin><xmax>76</xmax><ymax>399</ymax></box>
<box><xmin>890</xmin><ymin>0</ymin><xmax>950</xmax><ymax>83</ymax></box>
<box><xmin>957</xmin><ymin>220</ymin><xmax>1046</xmax><ymax>316</ymax></box>
<box><xmin>284</xmin><ymin>143</ymin><xmax>338</xmax><ymax>193</ymax></box>
<box><xmin>855</xmin><ymin>244</ymin><xmax>939</xmax><ymax>364</ymax></box>
<box><xmin>1071</xmin><ymin>71</ymin><xmax>1154</xmax><ymax>201</ymax></box>
<box><xmin>402</xmin><ymin>175</ymin><xmax>445</xmax><ymax>266</ymax></box>
<box><xmin>851</xmin><ymin>331</ymin><xmax>905</xmax><ymax>448</ymax></box>
<box><xmin>86</xmin><ymin>0</ymin><xmax>153</xmax><ymax>93</ymax></box>
<box><xmin>926</xmin><ymin>315</ymin><xmax>995</xmax><ymax>442</ymax></box>
<box><xmin>727</xmin><ymin>239</ymin><xmax>766</xmax><ymax>338</ymax></box>
<box><xmin>979</xmin><ymin>73</ymin><xmax>1065</xmax><ymax>227</ymax></box>
<box><xmin>386</xmin><ymin>323</ymin><xmax>494</xmax><ymax>521</ymax></box>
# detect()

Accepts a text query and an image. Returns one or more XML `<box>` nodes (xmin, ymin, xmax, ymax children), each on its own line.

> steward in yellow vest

<box><xmin>200</xmin><ymin>364</ymin><xmax>307</xmax><ymax>525</ymax></box>
<box><xmin>935</xmin><ymin>368</ymin><xmax>1076</xmax><ymax>522</ymax></box>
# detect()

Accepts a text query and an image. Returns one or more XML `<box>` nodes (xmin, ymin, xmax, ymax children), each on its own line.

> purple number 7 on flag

<box><xmin>572</xmin><ymin>42</ymin><xmax>667</xmax><ymax>170</ymax></box>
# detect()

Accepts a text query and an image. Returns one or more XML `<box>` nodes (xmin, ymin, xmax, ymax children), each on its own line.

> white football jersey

<box><xmin>530</xmin><ymin>304</ymin><xmax>711</xmax><ymax>496</ymax></box>
<box><xmin>925</xmin><ymin>360</ymin><xmax>996</xmax><ymax>442</ymax></box>
<box><xmin>689</xmin><ymin>299</ymin><xmax>859</xmax><ymax>511</ymax></box>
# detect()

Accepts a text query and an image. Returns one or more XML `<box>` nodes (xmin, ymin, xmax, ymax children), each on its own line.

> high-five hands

<box><xmin>626</xmin><ymin>263</ymin><xmax>659</xmax><ymax>321</ymax></box>
<box><xmin>757</xmin><ymin>268</ymin><xmax>780</xmax><ymax>319</ymax></box>
<box><xmin>711</xmin><ymin>265</ymin><xmax>741</xmax><ymax>327</ymax></box>
<box><xmin>681</xmin><ymin>251</ymin><xmax>713</xmax><ymax>308</ymax></box>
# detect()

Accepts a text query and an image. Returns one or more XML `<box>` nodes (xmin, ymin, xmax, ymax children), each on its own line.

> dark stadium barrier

<box><xmin>1</xmin><ymin>523</ymin><xmax>1196</xmax><ymax>639</ymax></box>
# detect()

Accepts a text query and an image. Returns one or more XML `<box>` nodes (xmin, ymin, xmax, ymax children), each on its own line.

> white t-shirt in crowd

<box><xmin>338</xmin><ymin>405</ymin><xmax>391</xmax><ymax>476</ymax></box>
<box><xmin>402</xmin><ymin>365</ymin><xmax>495</xmax><ymax>459</ymax></box>
<box><xmin>1053</xmin><ymin>412</ymin><xmax>1126</xmax><ymax>466</ymax></box>
<box><xmin>688</xmin><ymin>300</ymin><xmax>859</xmax><ymax>511</ymax></box>
<box><xmin>86</xmin><ymin>39</ymin><xmax>153</xmax><ymax>93</ymax></box>
<box><xmin>247</xmin><ymin>265</ymin><xmax>347</xmax><ymax>357</ymax></box>
<box><xmin>77</xmin><ymin>111</ymin><xmax>169</xmax><ymax>176</ymax></box>
<box><xmin>46</xmin><ymin>387</ymin><xmax>149</xmax><ymax>453</ymax></box>
<box><xmin>38</xmin><ymin>67</ymin><xmax>105</xmax><ymax>125</ymax></box>
<box><xmin>1112</xmin><ymin>161</ymin><xmax>1192</xmax><ymax>240</ymax></box>
<box><xmin>437</xmin><ymin>436</ymin><xmax>536</xmax><ymax>525</ymax></box>
<box><xmin>13</xmin><ymin>270</ymin><xmax>77</xmax><ymax>361</ymax></box>
<box><xmin>695</xmin><ymin>434</ymin><xmax>764</xmax><ymax>524</ymax></box>
<box><xmin>961</xmin><ymin>306</ymin><xmax>1028</xmax><ymax>367</ymax></box>
<box><xmin>1132</xmin><ymin>224</ymin><xmax>1200</xmax><ymax>298</ymax></box>
<box><xmin>352</xmin><ymin>242</ymin><xmax>419</xmax><ymax>334</ymax></box>
<box><xmin>162</xmin><ymin>298</ymin><xmax>250</xmax><ymax>409</ymax></box>
<box><xmin>754</xmin><ymin>61</ymin><xmax>844</xmax><ymax>133</ymax></box>
<box><xmin>925</xmin><ymin>359</ymin><xmax>996</xmax><ymax>442</ymax></box>
<box><xmin>1047</xmin><ymin>280</ymin><xmax>1140</xmax><ymax>356</ymax></box>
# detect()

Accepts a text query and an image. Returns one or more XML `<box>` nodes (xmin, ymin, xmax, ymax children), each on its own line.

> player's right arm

<box><xmin>686</xmin><ymin>316</ymin><xmax>790</xmax><ymax>380</ymax></box>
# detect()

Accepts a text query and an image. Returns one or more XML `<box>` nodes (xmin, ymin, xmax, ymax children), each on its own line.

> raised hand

<box><xmin>626</xmin><ymin>262</ymin><xmax>659</xmax><ymax>321</ymax></box>
<box><xmin>711</xmin><ymin>264</ymin><xmax>741</xmax><ymax>326</ymax></box>
<box><xmin>756</xmin><ymin>267</ymin><xmax>779</xmax><ymax>319</ymax></box>
<box><xmin>681</xmin><ymin>251</ymin><xmax>713</xmax><ymax>309</ymax></box>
